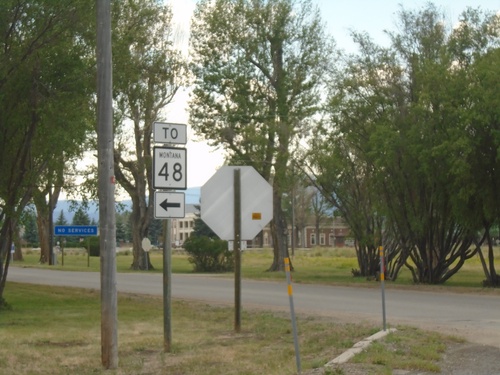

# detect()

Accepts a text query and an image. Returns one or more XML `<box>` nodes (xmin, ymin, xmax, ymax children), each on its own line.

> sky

<box><xmin>167</xmin><ymin>0</ymin><xmax>500</xmax><ymax>188</ymax></box>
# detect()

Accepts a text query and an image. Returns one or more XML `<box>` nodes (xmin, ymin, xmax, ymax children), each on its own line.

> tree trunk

<box><xmin>33</xmin><ymin>185</ymin><xmax>60</xmax><ymax>264</ymax></box>
<box><xmin>13</xmin><ymin>225</ymin><xmax>24</xmax><ymax>262</ymax></box>
<box><xmin>0</xmin><ymin>218</ymin><xmax>13</xmax><ymax>307</ymax></box>
<box><xmin>267</xmin><ymin>190</ymin><xmax>291</xmax><ymax>272</ymax></box>
<box><xmin>37</xmin><ymin>211</ymin><xmax>50</xmax><ymax>264</ymax></box>
<box><xmin>129</xmin><ymin>196</ymin><xmax>153</xmax><ymax>270</ymax></box>
<box><xmin>486</xmin><ymin>237</ymin><xmax>498</xmax><ymax>286</ymax></box>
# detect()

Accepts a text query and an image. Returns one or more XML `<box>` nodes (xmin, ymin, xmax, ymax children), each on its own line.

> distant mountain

<box><xmin>53</xmin><ymin>187</ymin><xmax>201</xmax><ymax>222</ymax></box>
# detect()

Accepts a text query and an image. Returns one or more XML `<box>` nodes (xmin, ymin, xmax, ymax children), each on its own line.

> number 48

<box><xmin>159</xmin><ymin>162</ymin><xmax>183</xmax><ymax>182</ymax></box>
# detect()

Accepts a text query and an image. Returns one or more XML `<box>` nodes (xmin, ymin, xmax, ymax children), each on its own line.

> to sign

<box><xmin>153</xmin><ymin>122</ymin><xmax>187</xmax><ymax>144</ymax></box>
<box><xmin>154</xmin><ymin>191</ymin><xmax>185</xmax><ymax>219</ymax></box>
<box><xmin>153</xmin><ymin>146</ymin><xmax>187</xmax><ymax>189</ymax></box>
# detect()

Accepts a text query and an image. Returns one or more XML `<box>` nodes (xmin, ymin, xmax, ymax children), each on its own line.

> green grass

<box><xmin>352</xmin><ymin>326</ymin><xmax>464</xmax><ymax>374</ymax></box>
<box><xmin>0</xmin><ymin>283</ymin><xmax>461</xmax><ymax>375</ymax></box>
<box><xmin>16</xmin><ymin>246</ymin><xmax>500</xmax><ymax>291</ymax></box>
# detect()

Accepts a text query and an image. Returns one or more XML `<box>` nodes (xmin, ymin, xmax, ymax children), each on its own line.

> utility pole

<box><xmin>97</xmin><ymin>0</ymin><xmax>118</xmax><ymax>369</ymax></box>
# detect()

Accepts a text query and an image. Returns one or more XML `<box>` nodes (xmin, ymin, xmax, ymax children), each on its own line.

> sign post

<box><xmin>152</xmin><ymin>121</ymin><xmax>187</xmax><ymax>353</ymax></box>
<box><xmin>233</xmin><ymin>169</ymin><xmax>242</xmax><ymax>332</ymax></box>
<box><xmin>201</xmin><ymin>166</ymin><xmax>273</xmax><ymax>331</ymax></box>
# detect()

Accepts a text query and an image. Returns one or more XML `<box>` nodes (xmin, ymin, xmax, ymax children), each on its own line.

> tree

<box><xmin>56</xmin><ymin>211</ymin><xmax>68</xmax><ymax>226</ymax></box>
<box><xmin>0</xmin><ymin>0</ymin><xmax>94</xmax><ymax>306</ymax></box>
<box><xmin>192</xmin><ymin>205</ymin><xmax>217</xmax><ymax>238</ymax></box>
<box><xmin>190</xmin><ymin>0</ymin><xmax>335</xmax><ymax>271</ymax></box>
<box><xmin>446</xmin><ymin>9</ymin><xmax>500</xmax><ymax>286</ymax></box>
<box><xmin>309</xmin><ymin>4</ymin><xmax>499</xmax><ymax>284</ymax></box>
<box><xmin>116</xmin><ymin>210</ymin><xmax>131</xmax><ymax>244</ymax></box>
<box><xmin>184</xmin><ymin>205</ymin><xmax>232</xmax><ymax>272</ymax></box>
<box><xmin>22</xmin><ymin>209</ymin><xmax>39</xmax><ymax>247</ymax></box>
<box><xmin>111</xmin><ymin>0</ymin><xmax>187</xmax><ymax>270</ymax></box>
<box><xmin>72</xmin><ymin>207</ymin><xmax>91</xmax><ymax>225</ymax></box>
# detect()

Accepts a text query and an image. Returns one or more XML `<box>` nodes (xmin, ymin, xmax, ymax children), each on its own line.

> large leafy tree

<box><xmin>190</xmin><ymin>0</ymin><xmax>334</xmax><ymax>270</ymax></box>
<box><xmin>307</xmin><ymin>31</ymin><xmax>403</xmax><ymax>279</ymax></box>
<box><xmin>0</xmin><ymin>0</ymin><xmax>94</xmax><ymax>305</ymax></box>
<box><xmin>111</xmin><ymin>0</ymin><xmax>187</xmax><ymax>270</ymax></box>
<box><xmin>446</xmin><ymin>9</ymin><xmax>500</xmax><ymax>286</ymax></box>
<box><xmin>310</xmin><ymin>4</ymin><xmax>499</xmax><ymax>284</ymax></box>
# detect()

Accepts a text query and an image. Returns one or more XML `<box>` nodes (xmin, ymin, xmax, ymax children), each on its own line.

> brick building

<box><xmin>170</xmin><ymin>205</ymin><xmax>351</xmax><ymax>248</ymax></box>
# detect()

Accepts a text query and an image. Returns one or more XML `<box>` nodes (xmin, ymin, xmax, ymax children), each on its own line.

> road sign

<box><xmin>153</xmin><ymin>122</ymin><xmax>187</xmax><ymax>144</ymax></box>
<box><xmin>201</xmin><ymin>166</ymin><xmax>273</xmax><ymax>240</ymax></box>
<box><xmin>142</xmin><ymin>238</ymin><xmax>152</xmax><ymax>252</ymax></box>
<box><xmin>153</xmin><ymin>146</ymin><xmax>187</xmax><ymax>189</ymax></box>
<box><xmin>54</xmin><ymin>225</ymin><xmax>98</xmax><ymax>236</ymax></box>
<box><xmin>154</xmin><ymin>191</ymin><xmax>185</xmax><ymax>219</ymax></box>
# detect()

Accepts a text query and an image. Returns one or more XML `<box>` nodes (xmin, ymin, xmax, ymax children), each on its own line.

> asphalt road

<box><xmin>7</xmin><ymin>266</ymin><xmax>500</xmax><ymax>348</ymax></box>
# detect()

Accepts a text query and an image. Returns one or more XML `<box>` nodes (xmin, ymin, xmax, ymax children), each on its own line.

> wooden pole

<box><xmin>97</xmin><ymin>0</ymin><xmax>118</xmax><ymax>369</ymax></box>
<box><xmin>234</xmin><ymin>169</ymin><xmax>242</xmax><ymax>332</ymax></box>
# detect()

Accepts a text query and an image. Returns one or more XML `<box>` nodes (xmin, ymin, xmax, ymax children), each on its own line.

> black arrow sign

<box><xmin>160</xmin><ymin>199</ymin><xmax>181</xmax><ymax>212</ymax></box>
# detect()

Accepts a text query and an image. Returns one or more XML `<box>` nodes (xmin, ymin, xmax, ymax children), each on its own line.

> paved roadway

<box><xmin>7</xmin><ymin>267</ymin><xmax>500</xmax><ymax>348</ymax></box>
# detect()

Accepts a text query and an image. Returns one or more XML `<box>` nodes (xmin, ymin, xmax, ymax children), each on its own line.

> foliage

<box><xmin>0</xmin><ymin>0</ymin><xmax>95</xmax><ymax>300</ymax></box>
<box><xmin>55</xmin><ymin>210</ymin><xmax>68</xmax><ymax>226</ymax></box>
<box><xmin>308</xmin><ymin>4</ymin><xmax>500</xmax><ymax>284</ymax></box>
<box><xmin>191</xmin><ymin>205</ymin><xmax>217</xmax><ymax>239</ymax></box>
<box><xmin>183</xmin><ymin>236</ymin><xmax>233</xmax><ymax>273</ymax></box>
<box><xmin>88</xmin><ymin>236</ymin><xmax>100</xmax><ymax>257</ymax></box>
<box><xmin>72</xmin><ymin>207</ymin><xmax>91</xmax><ymax>226</ymax></box>
<box><xmin>110</xmin><ymin>0</ymin><xmax>188</xmax><ymax>270</ymax></box>
<box><xmin>190</xmin><ymin>0</ymin><xmax>336</xmax><ymax>271</ymax></box>
<box><xmin>21</xmin><ymin>208</ymin><xmax>39</xmax><ymax>246</ymax></box>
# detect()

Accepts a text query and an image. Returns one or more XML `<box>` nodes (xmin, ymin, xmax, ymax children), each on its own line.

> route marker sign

<box><xmin>153</xmin><ymin>122</ymin><xmax>187</xmax><ymax>144</ymax></box>
<box><xmin>154</xmin><ymin>191</ymin><xmax>185</xmax><ymax>219</ymax></box>
<box><xmin>201</xmin><ymin>166</ymin><xmax>273</xmax><ymax>240</ymax></box>
<box><xmin>153</xmin><ymin>146</ymin><xmax>187</xmax><ymax>190</ymax></box>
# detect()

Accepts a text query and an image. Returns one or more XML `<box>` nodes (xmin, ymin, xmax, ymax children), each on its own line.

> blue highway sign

<box><xmin>54</xmin><ymin>225</ymin><xmax>98</xmax><ymax>236</ymax></box>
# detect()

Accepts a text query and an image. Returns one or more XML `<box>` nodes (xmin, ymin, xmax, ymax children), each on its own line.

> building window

<box><xmin>320</xmin><ymin>233</ymin><xmax>325</xmax><ymax>245</ymax></box>
<box><xmin>179</xmin><ymin>221</ymin><xmax>183</xmax><ymax>229</ymax></box>
<box><xmin>310</xmin><ymin>233</ymin><xmax>316</xmax><ymax>246</ymax></box>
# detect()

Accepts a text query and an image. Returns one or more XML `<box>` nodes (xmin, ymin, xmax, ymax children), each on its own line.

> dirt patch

<box><xmin>437</xmin><ymin>342</ymin><xmax>500</xmax><ymax>375</ymax></box>
<box><xmin>301</xmin><ymin>341</ymin><xmax>500</xmax><ymax>375</ymax></box>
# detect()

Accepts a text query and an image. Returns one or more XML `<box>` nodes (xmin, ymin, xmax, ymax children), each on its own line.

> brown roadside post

<box><xmin>97</xmin><ymin>0</ymin><xmax>118</xmax><ymax>369</ymax></box>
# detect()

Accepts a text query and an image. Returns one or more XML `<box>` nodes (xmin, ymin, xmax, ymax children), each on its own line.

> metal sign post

<box><xmin>163</xmin><ymin>219</ymin><xmax>172</xmax><ymax>352</ymax></box>
<box><xmin>379</xmin><ymin>246</ymin><xmax>387</xmax><ymax>331</ymax></box>
<box><xmin>285</xmin><ymin>257</ymin><xmax>301</xmax><ymax>373</ymax></box>
<box><xmin>234</xmin><ymin>169</ymin><xmax>242</xmax><ymax>332</ymax></box>
<box><xmin>152</xmin><ymin>121</ymin><xmax>187</xmax><ymax>353</ymax></box>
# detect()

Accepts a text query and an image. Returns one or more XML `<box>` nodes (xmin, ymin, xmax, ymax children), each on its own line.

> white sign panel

<box><xmin>153</xmin><ymin>146</ymin><xmax>187</xmax><ymax>189</ymax></box>
<box><xmin>201</xmin><ymin>166</ymin><xmax>273</xmax><ymax>240</ymax></box>
<box><xmin>154</xmin><ymin>191</ymin><xmax>185</xmax><ymax>219</ymax></box>
<box><xmin>153</xmin><ymin>122</ymin><xmax>187</xmax><ymax>144</ymax></box>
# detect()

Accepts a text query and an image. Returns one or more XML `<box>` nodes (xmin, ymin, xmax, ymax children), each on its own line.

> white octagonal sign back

<box><xmin>201</xmin><ymin>166</ymin><xmax>273</xmax><ymax>240</ymax></box>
